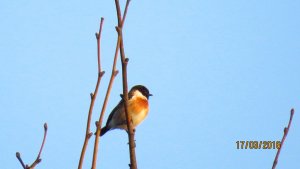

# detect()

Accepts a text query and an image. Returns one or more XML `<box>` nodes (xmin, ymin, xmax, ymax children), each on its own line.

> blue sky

<box><xmin>1</xmin><ymin>0</ymin><xmax>300</xmax><ymax>169</ymax></box>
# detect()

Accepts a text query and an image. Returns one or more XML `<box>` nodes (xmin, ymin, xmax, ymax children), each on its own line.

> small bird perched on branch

<box><xmin>100</xmin><ymin>85</ymin><xmax>152</xmax><ymax>136</ymax></box>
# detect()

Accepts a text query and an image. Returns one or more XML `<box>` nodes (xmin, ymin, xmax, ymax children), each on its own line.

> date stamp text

<box><xmin>236</xmin><ymin>141</ymin><xmax>281</xmax><ymax>149</ymax></box>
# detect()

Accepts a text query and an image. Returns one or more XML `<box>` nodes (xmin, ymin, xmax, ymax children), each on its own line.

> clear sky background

<box><xmin>1</xmin><ymin>0</ymin><xmax>300</xmax><ymax>169</ymax></box>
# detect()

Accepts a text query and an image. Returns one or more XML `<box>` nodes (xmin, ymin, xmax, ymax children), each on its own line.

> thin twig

<box><xmin>115</xmin><ymin>0</ymin><xmax>122</xmax><ymax>26</ymax></box>
<box><xmin>16</xmin><ymin>123</ymin><xmax>48</xmax><ymax>169</ymax></box>
<box><xmin>272</xmin><ymin>108</ymin><xmax>295</xmax><ymax>169</ymax></box>
<box><xmin>114</xmin><ymin>0</ymin><xmax>137</xmax><ymax>169</ymax></box>
<box><xmin>78</xmin><ymin>18</ymin><xmax>105</xmax><ymax>169</ymax></box>
<box><xmin>121</xmin><ymin>0</ymin><xmax>131</xmax><ymax>27</ymax></box>
<box><xmin>97</xmin><ymin>18</ymin><xmax>105</xmax><ymax>73</ymax></box>
<box><xmin>16</xmin><ymin>152</ymin><xmax>26</xmax><ymax>169</ymax></box>
<box><xmin>29</xmin><ymin>123</ymin><xmax>48</xmax><ymax>169</ymax></box>
<box><xmin>91</xmin><ymin>19</ymin><xmax>121</xmax><ymax>169</ymax></box>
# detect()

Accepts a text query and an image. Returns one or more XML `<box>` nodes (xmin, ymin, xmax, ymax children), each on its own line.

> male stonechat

<box><xmin>100</xmin><ymin>85</ymin><xmax>152</xmax><ymax>136</ymax></box>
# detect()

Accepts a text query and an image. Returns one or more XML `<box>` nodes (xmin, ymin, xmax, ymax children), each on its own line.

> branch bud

<box><xmin>291</xmin><ymin>108</ymin><xmax>294</xmax><ymax>114</ymax></box>
<box><xmin>125</xmin><ymin>58</ymin><xmax>129</xmax><ymax>63</ymax></box>
<box><xmin>95</xmin><ymin>32</ymin><xmax>100</xmax><ymax>39</ymax></box>
<box><xmin>99</xmin><ymin>71</ymin><xmax>105</xmax><ymax>77</ymax></box>
<box><xmin>16</xmin><ymin>152</ymin><xmax>21</xmax><ymax>158</ymax></box>
<box><xmin>114</xmin><ymin>70</ymin><xmax>119</xmax><ymax>77</ymax></box>
<box><xmin>90</xmin><ymin>93</ymin><xmax>94</xmax><ymax>99</ymax></box>
<box><xmin>44</xmin><ymin>123</ymin><xmax>48</xmax><ymax>131</ymax></box>
<box><xmin>88</xmin><ymin>132</ymin><xmax>93</xmax><ymax>138</ymax></box>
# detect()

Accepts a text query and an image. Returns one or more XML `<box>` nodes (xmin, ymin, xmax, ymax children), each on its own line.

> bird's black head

<box><xmin>130</xmin><ymin>85</ymin><xmax>152</xmax><ymax>99</ymax></box>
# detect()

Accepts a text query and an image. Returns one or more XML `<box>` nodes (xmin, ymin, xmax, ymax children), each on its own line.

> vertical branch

<box><xmin>90</xmin><ymin>1</ymin><xmax>130</xmax><ymax>166</ymax></box>
<box><xmin>78</xmin><ymin>18</ymin><xmax>105</xmax><ymax>169</ymax></box>
<box><xmin>114</xmin><ymin>0</ymin><xmax>137</xmax><ymax>169</ymax></box>
<box><xmin>16</xmin><ymin>123</ymin><xmax>48</xmax><ymax>169</ymax></box>
<box><xmin>91</xmin><ymin>17</ymin><xmax>121</xmax><ymax>169</ymax></box>
<box><xmin>272</xmin><ymin>108</ymin><xmax>295</xmax><ymax>169</ymax></box>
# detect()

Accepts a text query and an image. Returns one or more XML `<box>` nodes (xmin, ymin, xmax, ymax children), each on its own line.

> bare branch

<box><xmin>91</xmin><ymin>1</ymin><xmax>134</xmax><ymax>168</ymax></box>
<box><xmin>16</xmin><ymin>123</ymin><xmax>48</xmax><ymax>169</ymax></box>
<box><xmin>78</xmin><ymin>18</ymin><xmax>105</xmax><ymax>169</ymax></box>
<box><xmin>272</xmin><ymin>108</ymin><xmax>295</xmax><ymax>169</ymax></box>
<box><xmin>91</xmin><ymin>17</ymin><xmax>121</xmax><ymax>169</ymax></box>
<box><xmin>114</xmin><ymin>0</ymin><xmax>137</xmax><ymax>168</ymax></box>
<box><xmin>97</xmin><ymin>18</ymin><xmax>105</xmax><ymax>74</ymax></box>
<box><xmin>29</xmin><ymin>123</ymin><xmax>48</xmax><ymax>168</ymax></box>
<box><xmin>115</xmin><ymin>0</ymin><xmax>122</xmax><ymax>26</ymax></box>
<box><xmin>121</xmin><ymin>0</ymin><xmax>131</xmax><ymax>27</ymax></box>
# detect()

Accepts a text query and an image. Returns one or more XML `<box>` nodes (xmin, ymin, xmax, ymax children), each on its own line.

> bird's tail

<box><xmin>100</xmin><ymin>126</ymin><xmax>109</xmax><ymax>137</ymax></box>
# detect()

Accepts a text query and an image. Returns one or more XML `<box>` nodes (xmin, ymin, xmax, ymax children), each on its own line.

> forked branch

<box><xmin>272</xmin><ymin>108</ymin><xmax>295</xmax><ymax>169</ymax></box>
<box><xmin>16</xmin><ymin>123</ymin><xmax>48</xmax><ymax>169</ymax></box>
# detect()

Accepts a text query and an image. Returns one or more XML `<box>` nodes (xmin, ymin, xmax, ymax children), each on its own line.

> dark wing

<box><xmin>106</xmin><ymin>100</ymin><xmax>123</xmax><ymax>127</ymax></box>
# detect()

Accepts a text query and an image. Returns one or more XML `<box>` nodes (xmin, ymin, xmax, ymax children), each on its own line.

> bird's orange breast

<box><xmin>128</xmin><ymin>97</ymin><xmax>149</xmax><ymax>127</ymax></box>
<box><xmin>128</xmin><ymin>97</ymin><xmax>148</xmax><ymax>113</ymax></box>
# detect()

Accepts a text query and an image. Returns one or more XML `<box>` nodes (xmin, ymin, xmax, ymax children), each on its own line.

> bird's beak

<box><xmin>149</xmin><ymin>94</ymin><xmax>153</xmax><ymax>96</ymax></box>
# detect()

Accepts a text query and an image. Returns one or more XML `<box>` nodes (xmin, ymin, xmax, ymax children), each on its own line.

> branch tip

<box><xmin>44</xmin><ymin>123</ymin><xmax>48</xmax><ymax>131</ymax></box>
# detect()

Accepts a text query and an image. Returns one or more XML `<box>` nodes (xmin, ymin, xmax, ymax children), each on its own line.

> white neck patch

<box><xmin>132</xmin><ymin>90</ymin><xmax>147</xmax><ymax>100</ymax></box>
